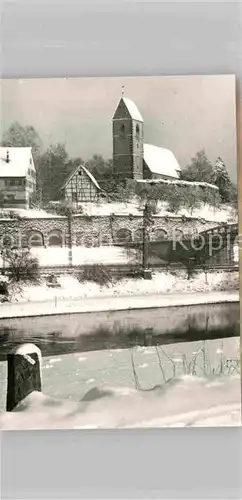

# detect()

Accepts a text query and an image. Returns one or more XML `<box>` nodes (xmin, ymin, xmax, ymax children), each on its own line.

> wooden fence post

<box><xmin>6</xmin><ymin>343</ymin><xmax>42</xmax><ymax>412</ymax></box>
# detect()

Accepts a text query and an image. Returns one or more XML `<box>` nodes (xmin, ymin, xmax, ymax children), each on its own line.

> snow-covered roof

<box><xmin>81</xmin><ymin>165</ymin><xmax>101</xmax><ymax>190</ymax></box>
<box><xmin>0</xmin><ymin>147</ymin><xmax>34</xmax><ymax>178</ymax></box>
<box><xmin>122</xmin><ymin>98</ymin><xmax>143</xmax><ymax>122</ymax></box>
<box><xmin>143</xmin><ymin>144</ymin><xmax>181</xmax><ymax>179</ymax></box>
<box><xmin>137</xmin><ymin>177</ymin><xmax>219</xmax><ymax>190</ymax></box>
<box><xmin>113</xmin><ymin>97</ymin><xmax>143</xmax><ymax>122</ymax></box>
<box><xmin>61</xmin><ymin>164</ymin><xmax>102</xmax><ymax>191</ymax></box>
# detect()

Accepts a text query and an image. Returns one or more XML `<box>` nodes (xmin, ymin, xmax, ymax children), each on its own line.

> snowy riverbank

<box><xmin>0</xmin><ymin>290</ymin><xmax>239</xmax><ymax>319</ymax></box>
<box><xmin>0</xmin><ymin>327</ymin><xmax>240</xmax><ymax>429</ymax></box>
<box><xmin>0</xmin><ymin>270</ymin><xmax>239</xmax><ymax>319</ymax></box>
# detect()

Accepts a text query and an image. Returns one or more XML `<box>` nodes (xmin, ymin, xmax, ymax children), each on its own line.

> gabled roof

<box><xmin>122</xmin><ymin>98</ymin><xmax>143</xmax><ymax>122</ymax></box>
<box><xmin>143</xmin><ymin>143</ymin><xmax>181</xmax><ymax>179</ymax></box>
<box><xmin>0</xmin><ymin>147</ymin><xmax>34</xmax><ymax>178</ymax></box>
<box><xmin>113</xmin><ymin>97</ymin><xmax>143</xmax><ymax>122</ymax></box>
<box><xmin>61</xmin><ymin>164</ymin><xmax>102</xmax><ymax>191</ymax></box>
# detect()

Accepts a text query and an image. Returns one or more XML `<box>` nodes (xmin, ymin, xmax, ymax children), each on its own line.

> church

<box><xmin>112</xmin><ymin>96</ymin><xmax>181</xmax><ymax>182</ymax></box>
<box><xmin>62</xmin><ymin>94</ymin><xmax>182</xmax><ymax>205</ymax></box>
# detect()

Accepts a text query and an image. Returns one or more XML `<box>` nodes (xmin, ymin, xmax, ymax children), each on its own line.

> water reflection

<box><xmin>0</xmin><ymin>302</ymin><xmax>239</xmax><ymax>360</ymax></box>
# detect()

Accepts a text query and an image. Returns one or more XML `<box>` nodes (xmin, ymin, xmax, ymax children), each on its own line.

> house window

<box><xmin>136</xmin><ymin>124</ymin><xmax>140</xmax><ymax>138</ymax></box>
<box><xmin>72</xmin><ymin>192</ymin><xmax>78</xmax><ymax>202</ymax></box>
<box><xmin>4</xmin><ymin>195</ymin><xmax>15</xmax><ymax>201</ymax></box>
<box><xmin>5</xmin><ymin>178</ymin><xmax>25</xmax><ymax>187</ymax></box>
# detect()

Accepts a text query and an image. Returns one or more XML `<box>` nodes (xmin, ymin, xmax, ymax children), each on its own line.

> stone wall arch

<box><xmin>116</xmin><ymin>228</ymin><xmax>132</xmax><ymax>244</ymax></box>
<box><xmin>48</xmin><ymin>229</ymin><xmax>63</xmax><ymax>247</ymax></box>
<box><xmin>152</xmin><ymin>229</ymin><xmax>168</xmax><ymax>241</ymax></box>
<box><xmin>28</xmin><ymin>231</ymin><xmax>44</xmax><ymax>247</ymax></box>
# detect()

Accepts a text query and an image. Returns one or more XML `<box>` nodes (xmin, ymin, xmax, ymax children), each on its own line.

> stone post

<box><xmin>6</xmin><ymin>343</ymin><xmax>42</xmax><ymax>412</ymax></box>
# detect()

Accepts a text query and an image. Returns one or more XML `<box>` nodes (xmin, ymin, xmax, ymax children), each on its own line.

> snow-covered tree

<box><xmin>214</xmin><ymin>157</ymin><xmax>233</xmax><ymax>203</ymax></box>
<box><xmin>181</xmin><ymin>150</ymin><xmax>215</xmax><ymax>184</ymax></box>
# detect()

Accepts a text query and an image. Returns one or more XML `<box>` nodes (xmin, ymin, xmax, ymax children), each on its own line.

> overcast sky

<box><xmin>0</xmin><ymin>75</ymin><xmax>237</xmax><ymax>181</ymax></box>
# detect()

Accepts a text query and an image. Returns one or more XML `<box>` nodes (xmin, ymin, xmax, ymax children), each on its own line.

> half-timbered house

<box><xmin>61</xmin><ymin>164</ymin><xmax>102</xmax><ymax>203</ymax></box>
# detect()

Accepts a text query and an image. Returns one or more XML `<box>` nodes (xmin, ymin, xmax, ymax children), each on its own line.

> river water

<box><xmin>0</xmin><ymin>301</ymin><xmax>239</xmax><ymax>359</ymax></box>
<box><xmin>0</xmin><ymin>302</ymin><xmax>240</xmax><ymax>411</ymax></box>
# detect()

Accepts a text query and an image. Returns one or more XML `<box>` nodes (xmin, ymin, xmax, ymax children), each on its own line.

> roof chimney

<box><xmin>6</xmin><ymin>150</ymin><xmax>10</xmax><ymax>163</ymax></box>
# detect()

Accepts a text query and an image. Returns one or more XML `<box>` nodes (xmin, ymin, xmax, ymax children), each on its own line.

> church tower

<box><xmin>112</xmin><ymin>95</ymin><xmax>144</xmax><ymax>182</ymax></box>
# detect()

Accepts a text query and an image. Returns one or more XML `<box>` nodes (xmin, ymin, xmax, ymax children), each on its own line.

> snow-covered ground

<box><xmin>31</xmin><ymin>246</ymin><xmax>132</xmax><ymax>266</ymax></box>
<box><xmin>7</xmin><ymin>271</ymin><xmax>239</xmax><ymax>304</ymax></box>
<box><xmin>86</xmin><ymin>200</ymin><xmax>236</xmax><ymax>222</ymax></box>
<box><xmin>0</xmin><ymin>337</ymin><xmax>240</xmax><ymax>429</ymax></box>
<box><xmin>174</xmin><ymin>203</ymin><xmax>237</xmax><ymax>223</ymax></box>
<box><xmin>0</xmin><ymin>241</ymin><xmax>238</xmax><ymax>268</ymax></box>
<box><xmin>0</xmin><ymin>208</ymin><xmax>61</xmax><ymax>219</ymax></box>
<box><xmin>0</xmin><ymin>201</ymin><xmax>237</xmax><ymax>223</ymax></box>
<box><xmin>0</xmin><ymin>290</ymin><xmax>239</xmax><ymax>319</ymax></box>
<box><xmin>73</xmin><ymin>200</ymin><xmax>237</xmax><ymax>223</ymax></box>
<box><xmin>0</xmin><ymin>379</ymin><xmax>240</xmax><ymax>430</ymax></box>
<box><xmin>0</xmin><ymin>271</ymin><xmax>238</xmax><ymax>319</ymax></box>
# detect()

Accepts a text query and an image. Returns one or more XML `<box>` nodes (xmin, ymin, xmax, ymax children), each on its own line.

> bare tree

<box><xmin>1</xmin><ymin>247</ymin><xmax>40</xmax><ymax>283</ymax></box>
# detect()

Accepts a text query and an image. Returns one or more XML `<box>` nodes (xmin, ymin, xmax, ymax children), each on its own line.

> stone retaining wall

<box><xmin>0</xmin><ymin>213</ymin><xmax>221</xmax><ymax>249</ymax></box>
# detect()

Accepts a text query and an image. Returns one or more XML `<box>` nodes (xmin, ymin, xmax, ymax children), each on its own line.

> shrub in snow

<box><xmin>0</xmin><ymin>248</ymin><xmax>40</xmax><ymax>284</ymax></box>
<box><xmin>45</xmin><ymin>200</ymin><xmax>83</xmax><ymax>216</ymax></box>
<box><xmin>46</xmin><ymin>274</ymin><xmax>61</xmax><ymax>288</ymax></box>
<box><xmin>0</xmin><ymin>274</ymin><xmax>9</xmax><ymax>300</ymax></box>
<box><xmin>213</xmin><ymin>272</ymin><xmax>239</xmax><ymax>291</ymax></box>
<box><xmin>0</xmin><ymin>209</ymin><xmax>23</xmax><ymax>220</ymax></box>
<box><xmin>78</xmin><ymin>264</ymin><xmax>113</xmax><ymax>287</ymax></box>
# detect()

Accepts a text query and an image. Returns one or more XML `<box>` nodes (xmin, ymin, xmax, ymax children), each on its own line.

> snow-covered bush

<box><xmin>213</xmin><ymin>272</ymin><xmax>239</xmax><ymax>291</ymax></box>
<box><xmin>44</xmin><ymin>201</ymin><xmax>83</xmax><ymax>216</ymax></box>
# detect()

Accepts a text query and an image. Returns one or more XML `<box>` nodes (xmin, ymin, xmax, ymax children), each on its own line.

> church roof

<box><xmin>61</xmin><ymin>164</ymin><xmax>102</xmax><ymax>191</ymax></box>
<box><xmin>122</xmin><ymin>98</ymin><xmax>143</xmax><ymax>122</ymax></box>
<box><xmin>0</xmin><ymin>147</ymin><xmax>34</xmax><ymax>177</ymax></box>
<box><xmin>113</xmin><ymin>97</ymin><xmax>143</xmax><ymax>122</ymax></box>
<box><xmin>143</xmin><ymin>143</ymin><xmax>181</xmax><ymax>179</ymax></box>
